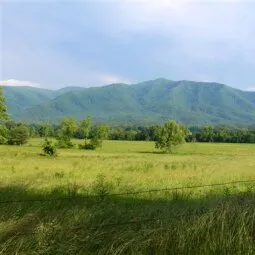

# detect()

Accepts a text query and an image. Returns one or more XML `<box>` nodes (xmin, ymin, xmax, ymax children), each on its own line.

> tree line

<box><xmin>2</xmin><ymin>118</ymin><xmax>255</xmax><ymax>144</ymax></box>
<box><xmin>27</xmin><ymin>122</ymin><xmax>255</xmax><ymax>143</ymax></box>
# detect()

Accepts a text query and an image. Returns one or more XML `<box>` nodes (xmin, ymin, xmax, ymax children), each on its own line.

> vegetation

<box><xmin>0</xmin><ymin>124</ymin><xmax>9</xmax><ymax>144</ymax></box>
<box><xmin>56</xmin><ymin>117</ymin><xmax>77</xmax><ymax>148</ymax></box>
<box><xmin>39</xmin><ymin>123</ymin><xmax>51</xmax><ymax>138</ymax></box>
<box><xmin>0</xmin><ymin>139</ymin><xmax>254</xmax><ymax>254</ymax></box>
<box><xmin>8</xmin><ymin>124</ymin><xmax>30</xmax><ymax>145</ymax></box>
<box><xmin>155</xmin><ymin>120</ymin><xmax>186</xmax><ymax>153</ymax></box>
<box><xmin>42</xmin><ymin>138</ymin><xmax>57</xmax><ymax>156</ymax></box>
<box><xmin>25</xmin><ymin>121</ymin><xmax>255</xmax><ymax>145</ymax></box>
<box><xmin>0</xmin><ymin>82</ymin><xmax>255</xmax><ymax>253</ymax></box>
<box><xmin>79</xmin><ymin>123</ymin><xmax>109</xmax><ymax>150</ymax></box>
<box><xmin>79</xmin><ymin>116</ymin><xmax>92</xmax><ymax>144</ymax></box>
<box><xmin>90</xmin><ymin>124</ymin><xmax>109</xmax><ymax>148</ymax></box>
<box><xmin>1</xmin><ymin>87</ymin><xmax>30</xmax><ymax>145</ymax></box>
<box><xmin>0</xmin><ymin>86</ymin><xmax>9</xmax><ymax>120</ymax></box>
<box><xmin>3</xmin><ymin>79</ymin><xmax>255</xmax><ymax>125</ymax></box>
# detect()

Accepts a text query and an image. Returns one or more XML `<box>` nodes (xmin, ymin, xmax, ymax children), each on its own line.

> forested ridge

<box><xmin>3</xmin><ymin>78</ymin><xmax>255</xmax><ymax>125</ymax></box>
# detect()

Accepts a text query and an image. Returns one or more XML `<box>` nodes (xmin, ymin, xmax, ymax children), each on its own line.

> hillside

<box><xmin>2</xmin><ymin>79</ymin><xmax>255</xmax><ymax>125</ymax></box>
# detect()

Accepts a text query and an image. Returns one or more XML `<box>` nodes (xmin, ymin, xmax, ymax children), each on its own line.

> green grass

<box><xmin>0</xmin><ymin>139</ymin><xmax>255</xmax><ymax>254</ymax></box>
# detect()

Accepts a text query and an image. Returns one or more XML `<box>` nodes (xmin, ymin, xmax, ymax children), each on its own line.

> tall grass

<box><xmin>0</xmin><ymin>139</ymin><xmax>254</xmax><ymax>254</ymax></box>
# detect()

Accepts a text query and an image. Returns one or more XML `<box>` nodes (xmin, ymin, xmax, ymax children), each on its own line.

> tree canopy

<box><xmin>79</xmin><ymin>116</ymin><xmax>92</xmax><ymax>143</ymax></box>
<box><xmin>155</xmin><ymin>120</ymin><xmax>186</xmax><ymax>153</ymax></box>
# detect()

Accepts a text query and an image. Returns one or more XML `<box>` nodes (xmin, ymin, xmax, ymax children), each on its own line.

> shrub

<box><xmin>8</xmin><ymin>125</ymin><xmax>30</xmax><ymax>145</ymax></box>
<box><xmin>90</xmin><ymin>137</ymin><xmax>103</xmax><ymax>149</ymax></box>
<box><xmin>79</xmin><ymin>142</ymin><xmax>96</xmax><ymax>150</ymax></box>
<box><xmin>42</xmin><ymin>138</ymin><xmax>57</xmax><ymax>156</ymax></box>
<box><xmin>56</xmin><ymin>135</ymin><xmax>74</xmax><ymax>148</ymax></box>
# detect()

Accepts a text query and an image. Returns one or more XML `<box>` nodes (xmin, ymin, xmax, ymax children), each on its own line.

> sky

<box><xmin>1</xmin><ymin>0</ymin><xmax>255</xmax><ymax>90</ymax></box>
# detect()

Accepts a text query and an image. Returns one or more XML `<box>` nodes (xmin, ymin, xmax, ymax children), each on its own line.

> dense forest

<box><xmin>1</xmin><ymin>119</ymin><xmax>255</xmax><ymax>144</ymax></box>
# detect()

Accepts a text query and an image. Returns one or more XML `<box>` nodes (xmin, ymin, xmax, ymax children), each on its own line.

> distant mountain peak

<box><xmin>3</xmin><ymin>79</ymin><xmax>255</xmax><ymax>125</ymax></box>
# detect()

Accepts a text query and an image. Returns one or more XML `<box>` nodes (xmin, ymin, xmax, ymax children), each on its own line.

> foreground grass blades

<box><xmin>0</xmin><ymin>139</ymin><xmax>255</xmax><ymax>254</ymax></box>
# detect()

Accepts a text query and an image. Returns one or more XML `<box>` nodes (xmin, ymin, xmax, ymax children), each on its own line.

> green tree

<box><xmin>0</xmin><ymin>86</ymin><xmax>9</xmax><ymax>120</ymax></box>
<box><xmin>91</xmin><ymin>124</ymin><xmax>109</xmax><ymax>148</ymax></box>
<box><xmin>155</xmin><ymin>120</ymin><xmax>186</xmax><ymax>153</ymax></box>
<box><xmin>79</xmin><ymin>116</ymin><xmax>92</xmax><ymax>144</ymax></box>
<box><xmin>94</xmin><ymin>125</ymin><xmax>109</xmax><ymax>140</ymax></box>
<box><xmin>8</xmin><ymin>124</ymin><xmax>30</xmax><ymax>145</ymax></box>
<box><xmin>0</xmin><ymin>124</ymin><xmax>9</xmax><ymax>144</ymax></box>
<box><xmin>57</xmin><ymin>117</ymin><xmax>77</xmax><ymax>148</ymax></box>
<box><xmin>82</xmin><ymin>124</ymin><xmax>109</xmax><ymax>150</ymax></box>
<box><xmin>39</xmin><ymin>123</ymin><xmax>51</xmax><ymax>137</ymax></box>
<box><xmin>199</xmin><ymin>125</ymin><xmax>214</xmax><ymax>142</ymax></box>
<box><xmin>5</xmin><ymin>120</ymin><xmax>16</xmax><ymax>130</ymax></box>
<box><xmin>60</xmin><ymin>117</ymin><xmax>77</xmax><ymax>137</ymax></box>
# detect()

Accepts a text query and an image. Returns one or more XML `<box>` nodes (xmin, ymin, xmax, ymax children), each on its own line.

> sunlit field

<box><xmin>0</xmin><ymin>139</ymin><xmax>254</xmax><ymax>254</ymax></box>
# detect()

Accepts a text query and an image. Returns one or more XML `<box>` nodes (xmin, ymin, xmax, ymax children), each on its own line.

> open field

<box><xmin>0</xmin><ymin>139</ymin><xmax>255</xmax><ymax>254</ymax></box>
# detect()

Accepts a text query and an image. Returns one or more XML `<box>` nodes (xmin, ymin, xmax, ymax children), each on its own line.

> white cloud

<box><xmin>244</xmin><ymin>87</ymin><xmax>255</xmax><ymax>91</ymax></box>
<box><xmin>95</xmin><ymin>73</ymin><xmax>131</xmax><ymax>85</ymax></box>
<box><xmin>0</xmin><ymin>79</ymin><xmax>40</xmax><ymax>87</ymax></box>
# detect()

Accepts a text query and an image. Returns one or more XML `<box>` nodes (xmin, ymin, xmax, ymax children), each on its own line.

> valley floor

<box><xmin>0</xmin><ymin>139</ymin><xmax>254</xmax><ymax>254</ymax></box>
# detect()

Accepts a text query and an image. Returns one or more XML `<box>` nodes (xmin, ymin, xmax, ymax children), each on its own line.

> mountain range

<box><xmin>2</xmin><ymin>78</ymin><xmax>255</xmax><ymax>125</ymax></box>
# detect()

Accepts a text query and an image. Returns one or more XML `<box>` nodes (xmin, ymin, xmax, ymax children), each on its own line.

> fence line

<box><xmin>0</xmin><ymin>179</ymin><xmax>254</xmax><ymax>204</ymax></box>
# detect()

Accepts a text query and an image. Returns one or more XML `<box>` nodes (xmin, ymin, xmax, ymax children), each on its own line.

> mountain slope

<box><xmin>133</xmin><ymin>80</ymin><xmax>255</xmax><ymax>124</ymax></box>
<box><xmin>2</xmin><ymin>86</ymin><xmax>57</xmax><ymax>120</ymax></box>
<box><xmin>3</xmin><ymin>79</ymin><xmax>255</xmax><ymax>125</ymax></box>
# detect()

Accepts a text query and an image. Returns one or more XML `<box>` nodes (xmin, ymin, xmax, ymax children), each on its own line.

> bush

<box><xmin>0</xmin><ymin>124</ymin><xmax>9</xmax><ymax>144</ymax></box>
<box><xmin>42</xmin><ymin>138</ymin><xmax>57</xmax><ymax>156</ymax></box>
<box><xmin>79</xmin><ymin>142</ymin><xmax>96</xmax><ymax>150</ymax></box>
<box><xmin>79</xmin><ymin>137</ymin><xmax>103</xmax><ymax>151</ymax></box>
<box><xmin>90</xmin><ymin>137</ymin><xmax>103</xmax><ymax>149</ymax></box>
<box><xmin>56</xmin><ymin>135</ymin><xmax>74</xmax><ymax>148</ymax></box>
<box><xmin>8</xmin><ymin>125</ymin><xmax>30</xmax><ymax>145</ymax></box>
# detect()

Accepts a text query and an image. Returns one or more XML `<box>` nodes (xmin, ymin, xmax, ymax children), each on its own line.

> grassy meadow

<box><xmin>0</xmin><ymin>139</ymin><xmax>255</xmax><ymax>254</ymax></box>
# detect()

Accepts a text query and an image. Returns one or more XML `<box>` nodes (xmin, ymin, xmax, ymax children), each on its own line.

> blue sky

<box><xmin>1</xmin><ymin>0</ymin><xmax>255</xmax><ymax>90</ymax></box>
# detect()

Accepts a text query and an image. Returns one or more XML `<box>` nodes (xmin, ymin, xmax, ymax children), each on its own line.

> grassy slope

<box><xmin>0</xmin><ymin>140</ymin><xmax>254</xmax><ymax>254</ymax></box>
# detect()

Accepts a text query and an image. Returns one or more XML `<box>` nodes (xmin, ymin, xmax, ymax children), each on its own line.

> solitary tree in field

<box><xmin>155</xmin><ymin>120</ymin><xmax>187</xmax><ymax>153</ymax></box>
<box><xmin>0</xmin><ymin>86</ymin><xmax>9</xmax><ymax>120</ymax></box>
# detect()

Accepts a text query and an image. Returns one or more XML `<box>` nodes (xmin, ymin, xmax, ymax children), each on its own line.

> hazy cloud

<box><xmin>0</xmin><ymin>79</ymin><xmax>40</xmax><ymax>87</ymax></box>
